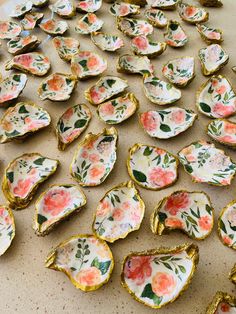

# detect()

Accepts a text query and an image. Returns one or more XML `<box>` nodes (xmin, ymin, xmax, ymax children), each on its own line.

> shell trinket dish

<box><xmin>10</xmin><ymin>1</ymin><xmax>33</xmax><ymax>18</ymax></box>
<box><xmin>76</xmin><ymin>0</ymin><xmax>102</xmax><ymax>13</ymax></box>
<box><xmin>33</xmin><ymin>184</ymin><xmax>87</xmax><ymax>236</ymax></box>
<box><xmin>2</xmin><ymin>153</ymin><xmax>59</xmax><ymax>210</ymax></box>
<box><xmin>121</xmin><ymin>243</ymin><xmax>199</xmax><ymax>309</ymax></box>
<box><xmin>196</xmin><ymin>23</ymin><xmax>223</xmax><ymax>44</ymax></box>
<box><xmin>7</xmin><ymin>35</ymin><xmax>41</xmax><ymax>56</ymax></box>
<box><xmin>178</xmin><ymin>140</ymin><xmax>236</xmax><ymax>186</ymax></box>
<box><xmin>70</xmin><ymin>128</ymin><xmax>118</xmax><ymax>187</ymax></box>
<box><xmin>127</xmin><ymin>144</ymin><xmax>178</xmax><ymax>190</ymax></box>
<box><xmin>85</xmin><ymin>76</ymin><xmax>128</xmax><ymax>105</ymax></box>
<box><xmin>49</xmin><ymin>0</ymin><xmax>76</xmax><ymax>18</ymax></box>
<box><xmin>117</xmin><ymin>17</ymin><xmax>153</xmax><ymax>38</ymax></box>
<box><xmin>206</xmin><ymin>292</ymin><xmax>236</xmax><ymax>314</ymax></box>
<box><xmin>177</xmin><ymin>1</ymin><xmax>209</xmax><ymax>25</ymax></box>
<box><xmin>21</xmin><ymin>12</ymin><xmax>44</xmax><ymax>30</ymax></box>
<box><xmin>148</xmin><ymin>0</ymin><xmax>180</xmax><ymax>10</ymax></box>
<box><xmin>56</xmin><ymin>103</ymin><xmax>92</xmax><ymax>151</ymax></box>
<box><xmin>0</xmin><ymin>21</ymin><xmax>22</xmax><ymax>40</ymax></box>
<box><xmin>45</xmin><ymin>234</ymin><xmax>114</xmax><ymax>291</ymax></box>
<box><xmin>92</xmin><ymin>181</ymin><xmax>145</xmax><ymax>242</ymax></box>
<box><xmin>207</xmin><ymin>119</ymin><xmax>236</xmax><ymax>148</ymax></box>
<box><xmin>144</xmin><ymin>8</ymin><xmax>168</xmax><ymax>28</ymax></box>
<box><xmin>0</xmin><ymin>205</ymin><xmax>15</xmax><ymax>256</ymax></box>
<box><xmin>131</xmin><ymin>36</ymin><xmax>167</xmax><ymax>58</ymax></box>
<box><xmin>230</xmin><ymin>264</ymin><xmax>236</xmax><ymax>285</ymax></box>
<box><xmin>97</xmin><ymin>93</ymin><xmax>139</xmax><ymax>125</ymax></box>
<box><xmin>196</xmin><ymin>75</ymin><xmax>236</xmax><ymax>119</ymax></box>
<box><xmin>218</xmin><ymin>200</ymin><xmax>236</xmax><ymax>250</ymax></box>
<box><xmin>109</xmin><ymin>2</ymin><xmax>140</xmax><ymax>17</ymax></box>
<box><xmin>91</xmin><ymin>32</ymin><xmax>124</xmax><ymax>52</ymax></box>
<box><xmin>39</xmin><ymin>19</ymin><xmax>68</xmax><ymax>35</ymax></box>
<box><xmin>75</xmin><ymin>13</ymin><xmax>104</xmax><ymax>35</ymax></box>
<box><xmin>0</xmin><ymin>102</ymin><xmax>51</xmax><ymax>144</ymax></box>
<box><xmin>151</xmin><ymin>190</ymin><xmax>214</xmax><ymax>240</ymax></box>
<box><xmin>164</xmin><ymin>20</ymin><xmax>188</xmax><ymax>48</ymax></box>
<box><xmin>139</xmin><ymin>108</ymin><xmax>197</xmax><ymax>139</ymax></box>
<box><xmin>38</xmin><ymin>73</ymin><xmax>77</xmax><ymax>101</ymax></box>
<box><xmin>117</xmin><ymin>55</ymin><xmax>154</xmax><ymax>76</ymax></box>
<box><xmin>53</xmin><ymin>37</ymin><xmax>80</xmax><ymax>62</ymax></box>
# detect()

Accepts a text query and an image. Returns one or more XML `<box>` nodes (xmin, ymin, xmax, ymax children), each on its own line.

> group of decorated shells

<box><xmin>0</xmin><ymin>0</ymin><xmax>235</xmax><ymax>312</ymax></box>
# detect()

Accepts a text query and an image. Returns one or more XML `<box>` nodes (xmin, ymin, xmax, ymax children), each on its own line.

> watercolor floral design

<box><xmin>131</xmin><ymin>35</ymin><xmax>167</xmax><ymax>58</ymax></box>
<box><xmin>218</xmin><ymin>200</ymin><xmax>236</xmax><ymax>250</ymax></box>
<box><xmin>144</xmin><ymin>8</ymin><xmax>168</xmax><ymax>28</ymax></box>
<box><xmin>75</xmin><ymin>13</ymin><xmax>103</xmax><ymax>35</ymax></box>
<box><xmin>121</xmin><ymin>243</ymin><xmax>199</xmax><ymax>309</ymax></box>
<box><xmin>117</xmin><ymin>54</ymin><xmax>154</xmax><ymax>76</ymax></box>
<box><xmin>0</xmin><ymin>21</ymin><xmax>22</xmax><ymax>40</ymax></box>
<box><xmin>56</xmin><ymin>103</ymin><xmax>91</xmax><ymax>150</ymax></box>
<box><xmin>10</xmin><ymin>1</ymin><xmax>33</xmax><ymax>18</ymax></box>
<box><xmin>52</xmin><ymin>37</ymin><xmax>80</xmax><ymax>61</ymax></box>
<box><xmin>215</xmin><ymin>303</ymin><xmax>236</xmax><ymax>314</ymax></box>
<box><xmin>109</xmin><ymin>2</ymin><xmax>140</xmax><ymax>17</ymax></box>
<box><xmin>117</xmin><ymin>17</ymin><xmax>153</xmax><ymax>37</ymax></box>
<box><xmin>178</xmin><ymin>140</ymin><xmax>236</xmax><ymax>186</ymax></box>
<box><xmin>34</xmin><ymin>185</ymin><xmax>86</xmax><ymax>235</ymax></box>
<box><xmin>207</xmin><ymin>119</ymin><xmax>236</xmax><ymax>148</ymax></box>
<box><xmin>7</xmin><ymin>35</ymin><xmax>40</xmax><ymax>55</ymax></box>
<box><xmin>196</xmin><ymin>23</ymin><xmax>223</xmax><ymax>44</ymax></box>
<box><xmin>70</xmin><ymin>128</ymin><xmax>118</xmax><ymax>186</ymax></box>
<box><xmin>49</xmin><ymin>0</ymin><xmax>76</xmax><ymax>18</ymax></box>
<box><xmin>45</xmin><ymin>234</ymin><xmax>114</xmax><ymax>291</ymax></box>
<box><xmin>164</xmin><ymin>20</ymin><xmax>188</xmax><ymax>48</ymax></box>
<box><xmin>0</xmin><ymin>206</ymin><xmax>15</xmax><ymax>256</ymax></box>
<box><xmin>21</xmin><ymin>12</ymin><xmax>44</xmax><ymax>30</ymax></box>
<box><xmin>139</xmin><ymin>108</ymin><xmax>197</xmax><ymax>139</ymax></box>
<box><xmin>196</xmin><ymin>75</ymin><xmax>236</xmax><ymax>118</ymax></box>
<box><xmin>147</xmin><ymin>0</ymin><xmax>179</xmax><ymax>10</ymax></box>
<box><xmin>177</xmin><ymin>1</ymin><xmax>209</xmax><ymax>24</ymax></box>
<box><xmin>93</xmin><ymin>181</ymin><xmax>145</xmax><ymax>242</ymax></box>
<box><xmin>127</xmin><ymin>144</ymin><xmax>178</xmax><ymax>190</ymax></box>
<box><xmin>0</xmin><ymin>102</ymin><xmax>51</xmax><ymax>144</ymax></box>
<box><xmin>206</xmin><ymin>292</ymin><xmax>236</xmax><ymax>314</ymax></box>
<box><xmin>39</xmin><ymin>19</ymin><xmax>68</xmax><ymax>35</ymax></box>
<box><xmin>76</xmin><ymin>0</ymin><xmax>102</xmax><ymax>13</ymax></box>
<box><xmin>91</xmin><ymin>32</ymin><xmax>124</xmax><ymax>52</ymax></box>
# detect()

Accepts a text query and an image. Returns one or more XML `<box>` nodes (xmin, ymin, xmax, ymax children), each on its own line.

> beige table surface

<box><xmin>0</xmin><ymin>0</ymin><xmax>235</xmax><ymax>313</ymax></box>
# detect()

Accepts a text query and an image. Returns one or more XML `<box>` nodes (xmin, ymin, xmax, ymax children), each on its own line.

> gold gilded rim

<box><xmin>131</xmin><ymin>39</ymin><xmax>167</xmax><ymax>58</ymax></box>
<box><xmin>164</xmin><ymin>20</ymin><xmax>188</xmax><ymax>48</ymax></box>
<box><xmin>0</xmin><ymin>205</ymin><xmax>16</xmax><ymax>256</ymax></box>
<box><xmin>144</xmin><ymin>9</ymin><xmax>168</xmax><ymax>28</ymax></box>
<box><xmin>229</xmin><ymin>264</ymin><xmax>236</xmax><ymax>284</ymax></box>
<box><xmin>206</xmin><ymin>291</ymin><xmax>236</xmax><ymax>313</ymax></box>
<box><xmin>196</xmin><ymin>24</ymin><xmax>223</xmax><ymax>44</ymax></box>
<box><xmin>122</xmin><ymin>0</ymin><xmax>146</xmax><ymax>7</ymax></box>
<box><xmin>177</xmin><ymin>1</ymin><xmax>209</xmax><ymax>25</ymax></box>
<box><xmin>91</xmin><ymin>32</ymin><xmax>125</xmax><ymax>52</ymax></box>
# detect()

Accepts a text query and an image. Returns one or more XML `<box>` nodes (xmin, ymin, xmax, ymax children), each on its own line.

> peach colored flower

<box><xmin>216</xmin><ymin>85</ymin><xmax>226</xmax><ymax>95</ymax></box>
<box><xmin>198</xmin><ymin>216</ymin><xmax>212</xmax><ymax>231</ymax></box>
<box><xmin>63</xmin><ymin>107</ymin><xmax>74</xmax><ymax>120</ymax></box>
<box><xmin>0</xmin><ymin>94</ymin><xmax>14</xmax><ymax>103</ymax></box>
<box><xmin>220</xmin><ymin>303</ymin><xmax>231</xmax><ymax>312</ymax></box>
<box><xmin>171</xmin><ymin>110</ymin><xmax>185</xmax><ymax>124</ymax></box>
<box><xmin>90</xmin><ymin>88</ymin><xmax>100</xmax><ymax>104</ymax></box>
<box><xmin>2</xmin><ymin>120</ymin><xmax>13</xmax><ymax>131</ymax></box>
<box><xmin>96</xmin><ymin>200</ymin><xmax>111</xmax><ymax>217</ymax></box>
<box><xmin>124</xmin><ymin>256</ymin><xmax>152</xmax><ymax>285</ymax></box>
<box><xmin>119</xmin><ymin>4</ymin><xmax>129</xmax><ymax>16</ymax></box>
<box><xmin>43</xmin><ymin>20</ymin><xmax>55</xmax><ymax>30</ymax></box>
<box><xmin>223</xmin><ymin>235</ymin><xmax>232</xmax><ymax>246</ymax></box>
<box><xmin>87</xmin><ymin>55</ymin><xmax>99</xmax><ymax>70</ymax></box>
<box><xmin>218</xmin><ymin>136</ymin><xmax>235</xmax><ymax>143</ymax></box>
<box><xmin>89</xmin><ymin>164</ymin><xmax>105</xmax><ymax>180</ymax></box>
<box><xmin>13</xmin><ymin>178</ymin><xmax>32</xmax><ymax>198</ymax></box>
<box><xmin>100</xmin><ymin>102</ymin><xmax>115</xmax><ymax>116</ymax></box>
<box><xmin>208</xmin><ymin>31</ymin><xmax>220</xmax><ymax>40</ymax></box>
<box><xmin>224</xmin><ymin>123</ymin><xmax>236</xmax><ymax>134</ymax></box>
<box><xmin>81</xmin><ymin>150</ymin><xmax>89</xmax><ymax>159</ymax></box>
<box><xmin>148</xmin><ymin>167</ymin><xmax>175</xmax><ymax>188</ymax></box>
<box><xmin>88</xmin><ymin>13</ymin><xmax>97</xmax><ymax>24</ymax></box>
<box><xmin>132</xmin><ymin>36</ymin><xmax>148</xmax><ymax>50</ymax></box>
<box><xmin>89</xmin><ymin>153</ymin><xmax>100</xmax><ymax>163</ymax></box>
<box><xmin>212</xmin><ymin>79</ymin><xmax>218</xmax><ymax>87</ymax></box>
<box><xmin>76</xmin><ymin>267</ymin><xmax>101</xmax><ymax>286</ymax></box>
<box><xmin>0</xmin><ymin>22</ymin><xmax>8</xmax><ymax>33</ymax></box>
<box><xmin>173</xmin><ymin>32</ymin><xmax>186</xmax><ymax>41</ymax></box>
<box><xmin>43</xmin><ymin>189</ymin><xmax>71</xmax><ymax>216</ymax></box>
<box><xmin>165</xmin><ymin>217</ymin><xmax>184</xmax><ymax>229</ymax></box>
<box><xmin>112</xmin><ymin>208</ymin><xmax>124</xmax><ymax>221</ymax></box>
<box><xmin>151</xmin><ymin>272</ymin><xmax>176</xmax><ymax>297</ymax></box>
<box><xmin>65</xmin><ymin>130</ymin><xmax>79</xmax><ymax>142</ymax></box>
<box><xmin>164</xmin><ymin>192</ymin><xmax>190</xmax><ymax>216</ymax></box>
<box><xmin>79</xmin><ymin>1</ymin><xmax>88</xmax><ymax>9</ymax></box>
<box><xmin>47</xmin><ymin>75</ymin><xmax>65</xmax><ymax>91</ymax></box>
<box><xmin>185</xmin><ymin>6</ymin><xmax>197</xmax><ymax>17</ymax></box>
<box><xmin>140</xmin><ymin>112</ymin><xmax>158</xmax><ymax>132</ymax></box>
<box><xmin>0</xmin><ymin>207</ymin><xmax>5</xmax><ymax>216</ymax></box>
<box><xmin>212</xmin><ymin>103</ymin><xmax>235</xmax><ymax>117</ymax></box>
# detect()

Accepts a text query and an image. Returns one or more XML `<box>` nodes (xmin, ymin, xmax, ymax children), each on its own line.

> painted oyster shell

<box><xmin>75</xmin><ymin>13</ymin><xmax>103</xmax><ymax>35</ymax></box>
<box><xmin>33</xmin><ymin>184</ymin><xmax>86</xmax><ymax>236</ymax></box>
<box><xmin>218</xmin><ymin>200</ymin><xmax>236</xmax><ymax>250</ymax></box>
<box><xmin>84</xmin><ymin>76</ymin><xmax>128</xmax><ymax>105</ymax></box>
<box><xmin>7</xmin><ymin>35</ymin><xmax>41</xmax><ymax>55</ymax></box>
<box><xmin>10</xmin><ymin>1</ymin><xmax>33</xmax><ymax>18</ymax></box>
<box><xmin>117</xmin><ymin>17</ymin><xmax>153</xmax><ymax>37</ymax></box>
<box><xmin>117</xmin><ymin>55</ymin><xmax>154</xmax><ymax>76</ymax></box>
<box><xmin>0</xmin><ymin>102</ymin><xmax>51</xmax><ymax>144</ymax></box>
<box><xmin>127</xmin><ymin>144</ymin><xmax>178</xmax><ymax>190</ymax></box>
<box><xmin>56</xmin><ymin>103</ymin><xmax>92</xmax><ymax>151</ymax></box>
<box><xmin>139</xmin><ymin>108</ymin><xmax>197</xmax><ymax>139</ymax></box>
<box><xmin>71</xmin><ymin>51</ymin><xmax>107</xmax><ymax>80</ymax></box>
<box><xmin>0</xmin><ymin>21</ymin><xmax>22</xmax><ymax>40</ymax></box>
<box><xmin>199</xmin><ymin>0</ymin><xmax>223</xmax><ymax>7</ymax></box>
<box><xmin>2</xmin><ymin>153</ymin><xmax>59</xmax><ymax>209</ymax></box>
<box><xmin>198</xmin><ymin>44</ymin><xmax>229</xmax><ymax>76</ymax></box>
<box><xmin>45</xmin><ymin>234</ymin><xmax>114</xmax><ymax>291</ymax></box>
<box><xmin>206</xmin><ymin>292</ymin><xmax>236</xmax><ymax>314</ymax></box>
<box><xmin>5</xmin><ymin>53</ymin><xmax>50</xmax><ymax>77</ymax></box>
<box><xmin>76</xmin><ymin>0</ymin><xmax>102</xmax><ymax>12</ymax></box>
<box><xmin>53</xmin><ymin>37</ymin><xmax>80</xmax><ymax>62</ymax></box>
<box><xmin>164</xmin><ymin>20</ymin><xmax>188</xmax><ymax>48</ymax></box>
<box><xmin>144</xmin><ymin>8</ymin><xmax>168</xmax><ymax>28</ymax></box>
<box><xmin>91</xmin><ymin>32</ymin><xmax>124</xmax><ymax>52</ymax></box>
<box><xmin>162</xmin><ymin>56</ymin><xmax>195</xmax><ymax>87</ymax></box>
<box><xmin>92</xmin><ymin>181</ymin><xmax>145</xmax><ymax>242</ymax></box>
<box><xmin>151</xmin><ymin>190</ymin><xmax>214</xmax><ymax>240</ymax></box>
<box><xmin>131</xmin><ymin>36</ymin><xmax>167</xmax><ymax>58</ymax></box>
<box><xmin>49</xmin><ymin>0</ymin><xmax>76</xmax><ymax>18</ymax></box>
<box><xmin>70</xmin><ymin>128</ymin><xmax>118</xmax><ymax>186</ymax></box>
<box><xmin>21</xmin><ymin>12</ymin><xmax>44</xmax><ymax>30</ymax></box>
<box><xmin>147</xmin><ymin>0</ymin><xmax>180</xmax><ymax>9</ymax></box>
<box><xmin>121</xmin><ymin>243</ymin><xmax>199</xmax><ymax>309</ymax></box>
<box><xmin>143</xmin><ymin>75</ymin><xmax>182</xmax><ymax>105</ymax></box>
<box><xmin>38</xmin><ymin>73</ymin><xmax>77</xmax><ymax>101</ymax></box>
<box><xmin>196</xmin><ymin>23</ymin><xmax>223</xmax><ymax>44</ymax></box>
<box><xmin>109</xmin><ymin>2</ymin><xmax>140</xmax><ymax>16</ymax></box>
<box><xmin>196</xmin><ymin>75</ymin><xmax>236</xmax><ymax>119</ymax></box>
<box><xmin>178</xmin><ymin>140</ymin><xmax>236</xmax><ymax>186</ymax></box>
<box><xmin>0</xmin><ymin>206</ymin><xmax>15</xmax><ymax>256</ymax></box>
<box><xmin>177</xmin><ymin>1</ymin><xmax>209</xmax><ymax>24</ymax></box>
<box><xmin>207</xmin><ymin>119</ymin><xmax>236</xmax><ymax>148</ymax></box>
<box><xmin>0</xmin><ymin>74</ymin><xmax>27</xmax><ymax>107</ymax></box>
<box><xmin>97</xmin><ymin>93</ymin><xmax>139</xmax><ymax>124</ymax></box>
<box><xmin>229</xmin><ymin>264</ymin><xmax>236</xmax><ymax>285</ymax></box>
<box><xmin>39</xmin><ymin>19</ymin><xmax>68</xmax><ymax>35</ymax></box>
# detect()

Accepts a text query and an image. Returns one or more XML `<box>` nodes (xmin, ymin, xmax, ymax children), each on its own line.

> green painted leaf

<box><xmin>19</xmin><ymin>105</ymin><xmax>29</xmax><ymax>114</ymax></box>
<box><xmin>133</xmin><ymin>170</ymin><xmax>147</xmax><ymax>183</ymax></box>
<box><xmin>184</xmin><ymin>164</ymin><xmax>193</xmax><ymax>173</ymax></box>
<box><xmin>141</xmin><ymin>283</ymin><xmax>163</xmax><ymax>305</ymax></box>
<box><xmin>143</xmin><ymin>146</ymin><xmax>152</xmax><ymax>156</ymax></box>
<box><xmin>99</xmin><ymin>260</ymin><xmax>111</xmax><ymax>275</ymax></box>
<box><xmin>199</xmin><ymin>102</ymin><xmax>211</xmax><ymax>113</ymax></box>
<box><xmin>219</xmin><ymin>219</ymin><xmax>227</xmax><ymax>234</ymax></box>
<box><xmin>106</xmin><ymin>79</ymin><xmax>116</xmax><ymax>88</ymax></box>
<box><xmin>6</xmin><ymin>171</ymin><xmax>14</xmax><ymax>183</ymax></box>
<box><xmin>158</xmin><ymin>212</ymin><xmax>167</xmax><ymax>223</ymax></box>
<box><xmin>74</xmin><ymin>119</ymin><xmax>87</xmax><ymax>129</ymax></box>
<box><xmin>179</xmin><ymin>265</ymin><xmax>186</xmax><ymax>273</ymax></box>
<box><xmin>37</xmin><ymin>214</ymin><xmax>47</xmax><ymax>225</ymax></box>
<box><xmin>13</xmin><ymin>75</ymin><xmax>20</xmax><ymax>82</ymax></box>
<box><xmin>33</xmin><ymin>157</ymin><xmax>46</xmax><ymax>165</ymax></box>
<box><xmin>160</xmin><ymin>124</ymin><xmax>171</xmax><ymax>132</ymax></box>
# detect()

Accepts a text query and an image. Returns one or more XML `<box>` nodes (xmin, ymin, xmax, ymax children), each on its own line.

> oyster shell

<box><xmin>31</xmin><ymin>0</ymin><xmax>49</xmax><ymax>7</ymax></box>
<box><xmin>10</xmin><ymin>1</ymin><xmax>33</xmax><ymax>18</ymax></box>
<box><xmin>206</xmin><ymin>292</ymin><xmax>236</xmax><ymax>314</ymax></box>
<box><xmin>121</xmin><ymin>243</ymin><xmax>199</xmax><ymax>309</ymax></box>
<box><xmin>92</xmin><ymin>181</ymin><xmax>145</xmax><ymax>242</ymax></box>
<box><xmin>229</xmin><ymin>264</ymin><xmax>236</xmax><ymax>285</ymax></box>
<box><xmin>127</xmin><ymin>144</ymin><xmax>178</xmax><ymax>190</ymax></box>
<box><xmin>0</xmin><ymin>21</ymin><xmax>22</xmax><ymax>40</ymax></box>
<box><xmin>5</xmin><ymin>53</ymin><xmax>50</xmax><ymax>76</ymax></box>
<box><xmin>76</xmin><ymin>0</ymin><xmax>102</xmax><ymax>12</ymax></box>
<box><xmin>178</xmin><ymin>140</ymin><xmax>236</xmax><ymax>186</ymax></box>
<box><xmin>84</xmin><ymin>76</ymin><xmax>128</xmax><ymax>105</ymax></box>
<box><xmin>33</xmin><ymin>184</ymin><xmax>86</xmax><ymax>236</ymax></box>
<box><xmin>52</xmin><ymin>36</ymin><xmax>80</xmax><ymax>62</ymax></box>
<box><xmin>49</xmin><ymin>0</ymin><xmax>76</xmax><ymax>18</ymax></box>
<box><xmin>164</xmin><ymin>20</ymin><xmax>188</xmax><ymax>48</ymax></box>
<box><xmin>196</xmin><ymin>75</ymin><xmax>236</xmax><ymax>119</ymax></box>
<box><xmin>109</xmin><ymin>2</ymin><xmax>140</xmax><ymax>16</ymax></box>
<box><xmin>91</xmin><ymin>32</ymin><xmax>124</xmax><ymax>52</ymax></box>
<box><xmin>0</xmin><ymin>101</ymin><xmax>51</xmax><ymax>144</ymax></box>
<box><xmin>117</xmin><ymin>17</ymin><xmax>153</xmax><ymax>37</ymax></box>
<box><xmin>0</xmin><ymin>205</ymin><xmax>15</xmax><ymax>256</ymax></box>
<box><xmin>71</xmin><ymin>51</ymin><xmax>107</xmax><ymax>80</ymax></box>
<box><xmin>56</xmin><ymin>103</ymin><xmax>92</xmax><ymax>151</ymax></box>
<box><xmin>38</xmin><ymin>73</ymin><xmax>77</xmax><ymax>101</ymax></box>
<box><xmin>199</xmin><ymin>0</ymin><xmax>223</xmax><ymax>7</ymax></box>
<box><xmin>207</xmin><ymin>119</ymin><xmax>236</xmax><ymax>148</ymax></box>
<box><xmin>196</xmin><ymin>23</ymin><xmax>223</xmax><ymax>44</ymax></box>
<box><xmin>131</xmin><ymin>36</ymin><xmax>167</xmax><ymax>58</ymax></box>
<box><xmin>21</xmin><ymin>12</ymin><xmax>44</xmax><ymax>30</ymax></box>
<box><xmin>39</xmin><ymin>19</ymin><xmax>68</xmax><ymax>35</ymax></box>
<box><xmin>218</xmin><ymin>200</ymin><xmax>236</xmax><ymax>250</ymax></box>
<box><xmin>147</xmin><ymin>0</ymin><xmax>180</xmax><ymax>9</ymax></box>
<box><xmin>177</xmin><ymin>1</ymin><xmax>209</xmax><ymax>24</ymax></box>
<box><xmin>151</xmin><ymin>190</ymin><xmax>214</xmax><ymax>240</ymax></box>
<box><xmin>144</xmin><ymin>8</ymin><xmax>168</xmax><ymax>28</ymax></box>
<box><xmin>70</xmin><ymin>127</ymin><xmax>118</xmax><ymax>186</ymax></box>
<box><xmin>117</xmin><ymin>54</ymin><xmax>154</xmax><ymax>76</ymax></box>
<box><xmin>139</xmin><ymin>108</ymin><xmax>197</xmax><ymax>139</ymax></box>
<box><xmin>7</xmin><ymin>35</ymin><xmax>41</xmax><ymax>56</ymax></box>
<box><xmin>143</xmin><ymin>75</ymin><xmax>182</xmax><ymax>105</ymax></box>
<box><xmin>0</xmin><ymin>74</ymin><xmax>28</xmax><ymax>107</ymax></box>
<box><xmin>45</xmin><ymin>234</ymin><xmax>114</xmax><ymax>291</ymax></box>
<box><xmin>75</xmin><ymin>13</ymin><xmax>103</xmax><ymax>35</ymax></box>
<box><xmin>198</xmin><ymin>44</ymin><xmax>229</xmax><ymax>76</ymax></box>
<box><xmin>2</xmin><ymin>153</ymin><xmax>59</xmax><ymax>209</ymax></box>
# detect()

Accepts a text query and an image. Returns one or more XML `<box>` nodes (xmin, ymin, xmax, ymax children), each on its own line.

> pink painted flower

<box><xmin>164</xmin><ymin>192</ymin><xmax>190</xmax><ymax>216</ymax></box>
<box><xmin>63</xmin><ymin>107</ymin><xmax>74</xmax><ymax>121</ymax></box>
<box><xmin>15</xmin><ymin>54</ymin><xmax>33</xmax><ymax>68</ymax></box>
<box><xmin>43</xmin><ymin>189</ymin><xmax>71</xmax><ymax>216</ymax></box>
<box><xmin>198</xmin><ymin>215</ymin><xmax>212</xmax><ymax>231</ymax></box>
<box><xmin>223</xmin><ymin>235</ymin><xmax>232</xmax><ymax>246</ymax></box>
<box><xmin>87</xmin><ymin>55</ymin><xmax>100</xmax><ymax>70</ymax></box>
<box><xmin>220</xmin><ymin>303</ymin><xmax>231</xmax><ymax>312</ymax></box>
<box><xmin>165</xmin><ymin>217</ymin><xmax>184</xmax><ymax>229</ymax></box>
<box><xmin>81</xmin><ymin>149</ymin><xmax>89</xmax><ymax>159</ymax></box>
<box><xmin>218</xmin><ymin>136</ymin><xmax>235</xmax><ymax>143</ymax></box>
<box><xmin>212</xmin><ymin>103</ymin><xmax>235</xmax><ymax>118</ymax></box>
<box><xmin>216</xmin><ymin>85</ymin><xmax>226</xmax><ymax>95</ymax></box>
<box><xmin>224</xmin><ymin>123</ymin><xmax>236</xmax><ymax>134</ymax></box>
<box><xmin>76</xmin><ymin>267</ymin><xmax>101</xmax><ymax>286</ymax></box>
<box><xmin>112</xmin><ymin>208</ymin><xmax>124</xmax><ymax>221</ymax></box>
<box><xmin>100</xmin><ymin>102</ymin><xmax>115</xmax><ymax>116</ymax></box>
<box><xmin>208</xmin><ymin>31</ymin><xmax>220</xmax><ymax>40</ymax></box>
<box><xmin>148</xmin><ymin>167</ymin><xmax>175</xmax><ymax>188</ymax></box>
<box><xmin>89</xmin><ymin>153</ymin><xmax>100</xmax><ymax>163</ymax></box>
<box><xmin>13</xmin><ymin>178</ymin><xmax>32</xmax><ymax>198</ymax></box>
<box><xmin>151</xmin><ymin>272</ymin><xmax>176</xmax><ymax>297</ymax></box>
<box><xmin>119</xmin><ymin>4</ymin><xmax>129</xmax><ymax>16</ymax></box>
<box><xmin>130</xmin><ymin>206</ymin><xmax>142</xmax><ymax>224</ymax></box>
<box><xmin>185</xmin><ymin>6</ymin><xmax>197</xmax><ymax>17</ymax></box>
<box><xmin>124</xmin><ymin>256</ymin><xmax>152</xmax><ymax>285</ymax></box>
<box><xmin>122</xmin><ymin>201</ymin><xmax>131</xmax><ymax>210</ymax></box>
<box><xmin>140</xmin><ymin>112</ymin><xmax>158</xmax><ymax>132</ymax></box>
<box><xmin>90</xmin><ymin>88</ymin><xmax>101</xmax><ymax>104</ymax></box>
<box><xmin>132</xmin><ymin>36</ymin><xmax>148</xmax><ymax>50</ymax></box>
<box><xmin>96</xmin><ymin>200</ymin><xmax>111</xmax><ymax>217</ymax></box>
<box><xmin>89</xmin><ymin>164</ymin><xmax>105</xmax><ymax>181</ymax></box>
<box><xmin>173</xmin><ymin>31</ymin><xmax>186</xmax><ymax>41</ymax></box>
<box><xmin>171</xmin><ymin>110</ymin><xmax>185</xmax><ymax>124</ymax></box>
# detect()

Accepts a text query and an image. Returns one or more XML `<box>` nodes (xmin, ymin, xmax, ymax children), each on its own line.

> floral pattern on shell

<box><xmin>117</xmin><ymin>17</ymin><xmax>153</xmax><ymax>38</ymax></box>
<box><xmin>7</xmin><ymin>35</ymin><xmax>41</xmax><ymax>55</ymax></box>
<box><xmin>121</xmin><ymin>243</ymin><xmax>199</xmax><ymax>309</ymax></box>
<box><xmin>45</xmin><ymin>234</ymin><xmax>114</xmax><ymax>291</ymax></box>
<box><xmin>53</xmin><ymin>37</ymin><xmax>80</xmax><ymax>62</ymax></box>
<box><xmin>218</xmin><ymin>200</ymin><xmax>236</xmax><ymax>250</ymax></box>
<box><xmin>164</xmin><ymin>20</ymin><xmax>188</xmax><ymax>48</ymax></box>
<box><xmin>198</xmin><ymin>44</ymin><xmax>229</xmax><ymax>76</ymax></box>
<box><xmin>38</xmin><ymin>73</ymin><xmax>77</xmax><ymax>101</ymax></box>
<box><xmin>39</xmin><ymin>19</ymin><xmax>68</xmax><ymax>35</ymax></box>
<box><xmin>117</xmin><ymin>54</ymin><xmax>154</xmax><ymax>76</ymax></box>
<box><xmin>84</xmin><ymin>76</ymin><xmax>128</xmax><ymax>105</ymax></box>
<box><xmin>70</xmin><ymin>128</ymin><xmax>118</xmax><ymax>187</ymax></box>
<box><xmin>56</xmin><ymin>103</ymin><xmax>91</xmax><ymax>151</ymax></box>
<box><xmin>139</xmin><ymin>108</ymin><xmax>197</xmax><ymax>139</ymax></box>
<box><xmin>34</xmin><ymin>184</ymin><xmax>86</xmax><ymax>236</ymax></box>
<box><xmin>143</xmin><ymin>75</ymin><xmax>182</xmax><ymax>105</ymax></box>
<box><xmin>0</xmin><ymin>102</ymin><xmax>51</xmax><ymax>144</ymax></box>
<box><xmin>76</xmin><ymin>0</ymin><xmax>102</xmax><ymax>13</ymax></box>
<box><xmin>109</xmin><ymin>2</ymin><xmax>140</xmax><ymax>17</ymax></box>
<box><xmin>2</xmin><ymin>153</ymin><xmax>59</xmax><ymax>209</ymax></box>
<box><xmin>91</xmin><ymin>32</ymin><xmax>124</xmax><ymax>52</ymax></box>
<box><xmin>0</xmin><ymin>74</ymin><xmax>28</xmax><ymax>107</ymax></box>
<box><xmin>0</xmin><ymin>206</ymin><xmax>15</xmax><ymax>256</ymax></box>
<box><xmin>93</xmin><ymin>181</ymin><xmax>145</xmax><ymax>242</ymax></box>
<box><xmin>151</xmin><ymin>190</ymin><xmax>214</xmax><ymax>240</ymax></box>
<box><xmin>147</xmin><ymin>0</ymin><xmax>179</xmax><ymax>10</ymax></box>
<box><xmin>10</xmin><ymin>1</ymin><xmax>33</xmax><ymax>18</ymax></box>
<box><xmin>207</xmin><ymin>119</ymin><xmax>236</xmax><ymax>148</ymax></box>
<box><xmin>131</xmin><ymin>36</ymin><xmax>167</xmax><ymax>58</ymax></box>
<box><xmin>206</xmin><ymin>292</ymin><xmax>236</xmax><ymax>314</ymax></box>
<box><xmin>97</xmin><ymin>93</ymin><xmax>139</xmax><ymax>125</ymax></box>
<box><xmin>196</xmin><ymin>23</ymin><xmax>223</xmax><ymax>44</ymax></box>
<box><xmin>75</xmin><ymin>13</ymin><xmax>103</xmax><ymax>35</ymax></box>
<box><xmin>196</xmin><ymin>75</ymin><xmax>236</xmax><ymax>119</ymax></box>
<box><xmin>178</xmin><ymin>140</ymin><xmax>236</xmax><ymax>186</ymax></box>
<box><xmin>0</xmin><ymin>21</ymin><xmax>22</xmax><ymax>40</ymax></box>
<box><xmin>49</xmin><ymin>0</ymin><xmax>76</xmax><ymax>18</ymax></box>
<box><xmin>177</xmin><ymin>1</ymin><xmax>209</xmax><ymax>24</ymax></box>
<box><xmin>21</xmin><ymin>12</ymin><xmax>44</xmax><ymax>30</ymax></box>
<box><xmin>127</xmin><ymin>144</ymin><xmax>178</xmax><ymax>190</ymax></box>
<box><xmin>229</xmin><ymin>264</ymin><xmax>236</xmax><ymax>285</ymax></box>
<box><xmin>144</xmin><ymin>8</ymin><xmax>168</xmax><ymax>28</ymax></box>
